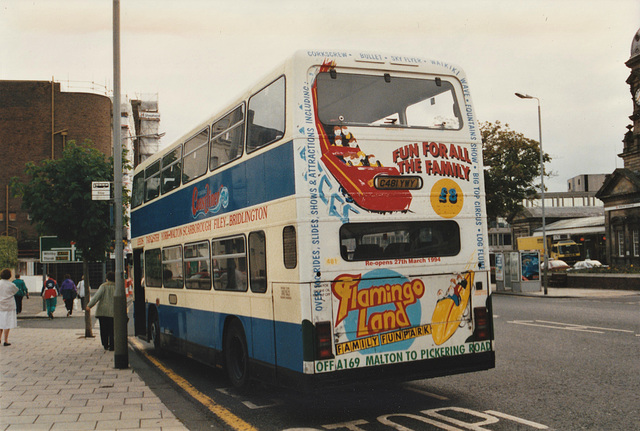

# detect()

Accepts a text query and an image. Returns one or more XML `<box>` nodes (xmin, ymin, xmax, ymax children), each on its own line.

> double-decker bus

<box><xmin>130</xmin><ymin>50</ymin><xmax>495</xmax><ymax>389</ymax></box>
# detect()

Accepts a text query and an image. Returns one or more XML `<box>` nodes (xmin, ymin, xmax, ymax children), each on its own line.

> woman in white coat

<box><xmin>0</xmin><ymin>268</ymin><xmax>19</xmax><ymax>346</ymax></box>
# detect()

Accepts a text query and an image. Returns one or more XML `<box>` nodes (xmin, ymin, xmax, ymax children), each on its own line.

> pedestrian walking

<box><xmin>86</xmin><ymin>272</ymin><xmax>115</xmax><ymax>351</ymax></box>
<box><xmin>59</xmin><ymin>274</ymin><xmax>77</xmax><ymax>316</ymax></box>
<box><xmin>41</xmin><ymin>276</ymin><xmax>57</xmax><ymax>295</ymax></box>
<box><xmin>77</xmin><ymin>275</ymin><xmax>86</xmax><ymax>308</ymax></box>
<box><xmin>12</xmin><ymin>273</ymin><xmax>29</xmax><ymax>314</ymax></box>
<box><xmin>43</xmin><ymin>278</ymin><xmax>58</xmax><ymax>319</ymax></box>
<box><xmin>0</xmin><ymin>268</ymin><xmax>19</xmax><ymax>346</ymax></box>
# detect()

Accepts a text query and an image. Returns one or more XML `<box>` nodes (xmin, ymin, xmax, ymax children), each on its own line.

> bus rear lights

<box><xmin>473</xmin><ymin>306</ymin><xmax>490</xmax><ymax>341</ymax></box>
<box><xmin>316</xmin><ymin>321</ymin><xmax>335</xmax><ymax>360</ymax></box>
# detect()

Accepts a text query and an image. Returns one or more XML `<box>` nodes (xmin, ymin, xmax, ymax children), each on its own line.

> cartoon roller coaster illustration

<box><xmin>311</xmin><ymin>61</ymin><xmax>414</xmax><ymax>213</ymax></box>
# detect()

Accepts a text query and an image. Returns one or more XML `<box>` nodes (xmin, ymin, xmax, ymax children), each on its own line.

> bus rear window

<box><xmin>340</xmin><ymin>221</ymin><xmax>460</xmax><ymax>261</ymax></box>
<box><xmin>316</xmin><ymin>72</ymin><xmax>462</xmax><ymax>130</ymax></box>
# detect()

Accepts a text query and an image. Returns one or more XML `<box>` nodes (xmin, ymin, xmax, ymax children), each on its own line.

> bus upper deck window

<box><xmin>247</xmin><ymin>76</ymin><xmax>285</xmax><ymax>153</ymax></box>
<box><xmin>183</xmin><ymin>128</ymin><xmax>209</xmax><ymax>184</ymax></box>
<box><xmin>316</xmin><ymin>72</ymin><xmax>462</xmax><ymax>130</ymax></box>
<box><xmin>210</xmin><ymin>104</ymin><xmax>245</xmax><ymax>170</ymax></box>
<box><xmin>161</xmin><ymin>146</ymin><xmax>182</xmax><ymax>194</ymax></box>
<box><xmin>132</xmin><ymin>172</ymin><xmax>145</xmax><ymax>208</ymax></box>
<box><xmin>145</xmin><ymin>160</ymin><xmax>161</xmax><ymax>202</ymax></box>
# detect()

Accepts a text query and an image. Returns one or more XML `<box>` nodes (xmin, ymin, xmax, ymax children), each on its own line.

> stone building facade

<box><xmin>596</xmin><ymin>28</ymin><xmax>640</xmax><ymax>266</ymax></box>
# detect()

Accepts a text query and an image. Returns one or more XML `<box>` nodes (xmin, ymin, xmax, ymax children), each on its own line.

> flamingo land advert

<box><xmin>298</xmin><ymin>57</ymin><xmax>490</xmax><ymax>372</ymax></box>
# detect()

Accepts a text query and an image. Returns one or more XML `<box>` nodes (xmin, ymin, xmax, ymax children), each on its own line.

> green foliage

<box><xmin>481</xmin><ymin>121</ymin><xmax>551</xmax><ymax>223</ymax></box>
<box><xmin>10</xmin><ymin>140</ymin><xmax>128</xmax><ymax>262</ymax></box>
<box><xmin>0</xmin><ymin>236</ymin><xmax>18</xmax><ymax>270</ymax></box>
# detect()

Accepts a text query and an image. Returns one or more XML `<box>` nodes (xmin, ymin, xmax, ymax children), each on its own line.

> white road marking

<box><xmin>403</xmin><ymin>385</ymin><xmax>450</xmax><ymax>400</ymax></box>
<box><xmin>508</xmin><ymin>319</ymin><xmax>635</xmax><ymax>335</ymax></box>
<box><xmin>485</xmin><ymin>410</ymin><xmax>549</xmax><ymax>429</ymax></box>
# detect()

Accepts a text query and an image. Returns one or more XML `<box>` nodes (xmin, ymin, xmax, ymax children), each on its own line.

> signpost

<box><xmin>40</xmin><ymin>236</ymin><xmax>82</xmax><ymax>263</ymax></box>
<box><xmin>92</xmin><ymin>181</ymin><xmax>112</xmax><ymax>201</ymax></box>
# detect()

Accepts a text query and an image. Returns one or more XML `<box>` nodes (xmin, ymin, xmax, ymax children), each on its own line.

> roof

<box><xmin>516</xmin><ymin>206</ymin><xmax>604</xmax><ymax>220</ymax></box>
<box><xmin>532</xmin><ymin>215</ymin><xmax>605</xmax><ymax>236</ymax></box>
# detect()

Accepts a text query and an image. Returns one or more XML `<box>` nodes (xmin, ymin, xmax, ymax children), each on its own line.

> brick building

<box><xmin>596</xmin><ymin>27</ymin><xmax>640</xmax><ymax>266</ymax></box>
<box><xmin>0</xmin><ymin>80</ymin><xmax>112</xmax><ymax>273</ymax></box>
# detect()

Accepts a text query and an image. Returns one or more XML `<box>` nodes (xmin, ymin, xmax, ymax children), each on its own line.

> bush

<box><xmin>0</xmin><ymin>236</ymin><xmax>18</xmax><ymax>271</ymax></box>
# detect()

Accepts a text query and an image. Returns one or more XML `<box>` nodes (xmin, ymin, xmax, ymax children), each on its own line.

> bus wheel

<box><xmin>150</xmin><ymin>315</ymin><xmax>162</xmax><ymax>352</ymax></box>
<box><xmin>225</xmin><ymin>319</ymin><xmax>248</xmax><ymax>388</ymax></box>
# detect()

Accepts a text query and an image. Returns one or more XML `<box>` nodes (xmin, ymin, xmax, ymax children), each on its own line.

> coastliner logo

<box><xmin>332</xmin><ymin>274</ymin><xmax>425</xmax><ymax>338</ymax></box>
<box><xmin>192</xmin><ymin>184</ymin><xmax>229</xmax><ymax>218</ymax></box>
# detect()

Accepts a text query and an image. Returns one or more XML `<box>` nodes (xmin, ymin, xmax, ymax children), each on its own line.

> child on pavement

<box><xmin>43</xmin><ymin>278</ymin><xmax>58</xmax><ymax>319</ymax></box>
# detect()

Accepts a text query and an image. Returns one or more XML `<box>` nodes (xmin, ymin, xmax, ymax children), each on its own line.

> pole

<box><xmin>537</xmin><ymin>100</ymin><xmax>548</xmax><ymax>295</ymax></box>
<box><xmin>112</xmin><ymin>0</ymin><xmax>128</xmax><ymax>369</ymax></box>
<box><xmin>515</xmin><ymin>93</ymin><xmax>547</xmax><ymax>295</ymax></box>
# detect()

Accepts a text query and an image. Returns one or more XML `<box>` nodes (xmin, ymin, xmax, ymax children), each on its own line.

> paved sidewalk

<box><xmin>492</xmin><ymin>286</ymin><xmax>640</xmax><ymax>298</ymax></box>
<box><xmin>0</xmin><ymin>297</ymin><xmax>189</xmax><ymax>431</ymax></box>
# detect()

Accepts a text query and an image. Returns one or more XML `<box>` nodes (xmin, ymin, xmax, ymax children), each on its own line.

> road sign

<box><xmin>92</xmin><ymin>181</ymin><xmax>112</xmax><ymax>200</ymax></box>
<box><xmin>40</xmin><ymin>236</ymin><xmax>82</xmax><ymax>263</ymax></box>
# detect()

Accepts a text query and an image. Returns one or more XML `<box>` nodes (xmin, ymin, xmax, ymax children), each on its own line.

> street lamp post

<box><xmin>112</xmin><ymin>0</ymin><xmax>128</xmax><ymax>369</ymax></box>
<box><xmin>515</xmin><ymin>92</ymin><xmax>548</xmax><ymax>295</ymax></box>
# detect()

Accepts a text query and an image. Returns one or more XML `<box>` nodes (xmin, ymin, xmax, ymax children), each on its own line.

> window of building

<box><xmin>617</xmin><ymin>230</ymin><xmax>625</xmax><ymax>256</ymax></box>
<box><xmin>210</xmin><ymin>105</ymin><xmax>244</xmax><ymax>170</ymax></box>
<box><xmin>247</xmin><ymin>76</ymin><xmax>285</xmax><ymax>153</ymax></box>
<box><xmin>183</xmin><ymin>128</ymin><xmax>209</xmax><ymax>183</ymax></box>
<box><xmin>633</xmin><ymin>230</ymin><xmax>639</xmax><ymax>257</ymax></box>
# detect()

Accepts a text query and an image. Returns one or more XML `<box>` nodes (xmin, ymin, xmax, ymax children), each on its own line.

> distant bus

<box><xmin>130</xmin><ymin>50</ymin><xmax>495</xmax><ymax>389</ymax></box>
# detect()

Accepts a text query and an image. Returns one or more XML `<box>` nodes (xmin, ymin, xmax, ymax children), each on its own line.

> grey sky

<box><xmin>2</xmin><ymin>0</ymin><xmax>638</xmax><ymax>191</ymax></box>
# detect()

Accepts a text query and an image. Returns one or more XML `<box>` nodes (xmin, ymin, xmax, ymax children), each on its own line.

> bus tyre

<box><xmin>225</xmin><ymin>319</ymin><xmax>249</xmax><ymax>389</ymax></box>
<box><xmin>150</xmin><ymin>316</ymin><xmax>162</xmax><ymax>353</ymax></box>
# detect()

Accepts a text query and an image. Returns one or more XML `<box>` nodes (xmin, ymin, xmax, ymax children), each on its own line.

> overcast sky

<box><xmin>2</xmin><ymin>0</ymin><xmax>639</xmax><ymax>192</ymax></box>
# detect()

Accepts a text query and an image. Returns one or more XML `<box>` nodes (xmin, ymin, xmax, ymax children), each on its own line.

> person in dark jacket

<box><xmin>59</xmin><ymin>274</ymin><xmax>77</xmax><ymax>317</ymax></box>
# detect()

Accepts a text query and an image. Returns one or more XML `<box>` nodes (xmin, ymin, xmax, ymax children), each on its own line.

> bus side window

<box><xmin>132</xmin><ymin>171</ymin><xmax>145</xmax><ymax>208</ymax></box>
<box><xmin>144</xmin><ymin>248</ymin><xmax>162</xmax><ymax>287</ymax></box>
<box><xmin>182</xmin><ymin>127</ymin><xmax>209</xmax><ymax>184</ymax></box>
<box><xmin>283</xmin><ymin>226</ymin><xmax>297</xmax><ymax>269</ymax></box>
<box><xmin>247</xmin><ymin>76</ymin><xmax>285</xmax><ymax>153</ymax></box>
<box><xmin>210</xmin><ymin>104</ymin><xmax>245</xmax><ymax>170</ymax></box>
<box><xmin>161</xmin><ymin>146</ymin><xmax>182</xmax><ymax>194</ymax></box>
<box><xmin>184</xmin><ymin>241</ymin><xmax>211</xmax><ymax>290</ymax></box>
<box><xmin>145</xmin><ymin>160</ymin><xmax>161</xmax><ymax>202</ymax></box>
<box><xmin>212</xmin><ymin>236</ymin><xmax>247</xmax><ymax>292</ymax></box>
<box><xmin>249</xmin><ymin>231</ymin><xmax>267</xmax><ymax>293</ymax></box>
<box><xmin>162</xmin><ymin>245</ymin><xmax>184</xmax><ymax>289</ymax></box>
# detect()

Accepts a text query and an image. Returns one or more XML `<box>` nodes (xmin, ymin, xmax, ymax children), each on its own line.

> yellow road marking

<box><xmin>129</xmin><ymin>337</ymin><xmax>257</xmax><ymax>431</ymax></box>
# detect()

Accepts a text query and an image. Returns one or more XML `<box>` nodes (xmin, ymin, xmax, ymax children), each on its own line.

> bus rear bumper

<box><xmin>277</xmin><ymin>351</ymin><xmax>496</xmax><ymax>392</ymax></box>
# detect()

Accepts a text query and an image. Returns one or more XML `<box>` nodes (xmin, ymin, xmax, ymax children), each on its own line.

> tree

<box><xmin>0</xmin><ymin>236</ymin><xmax>18</xmax><ymax>271</ymax></box>
<box><xmin>11</xmin><ymin>140</ymin><xmax>128</xmax><ymax>337</ymax></box>
<box><xmin>481</xmin><ymin>121</ymin><xmax>551</xmax><ymax>223</ymax></box>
